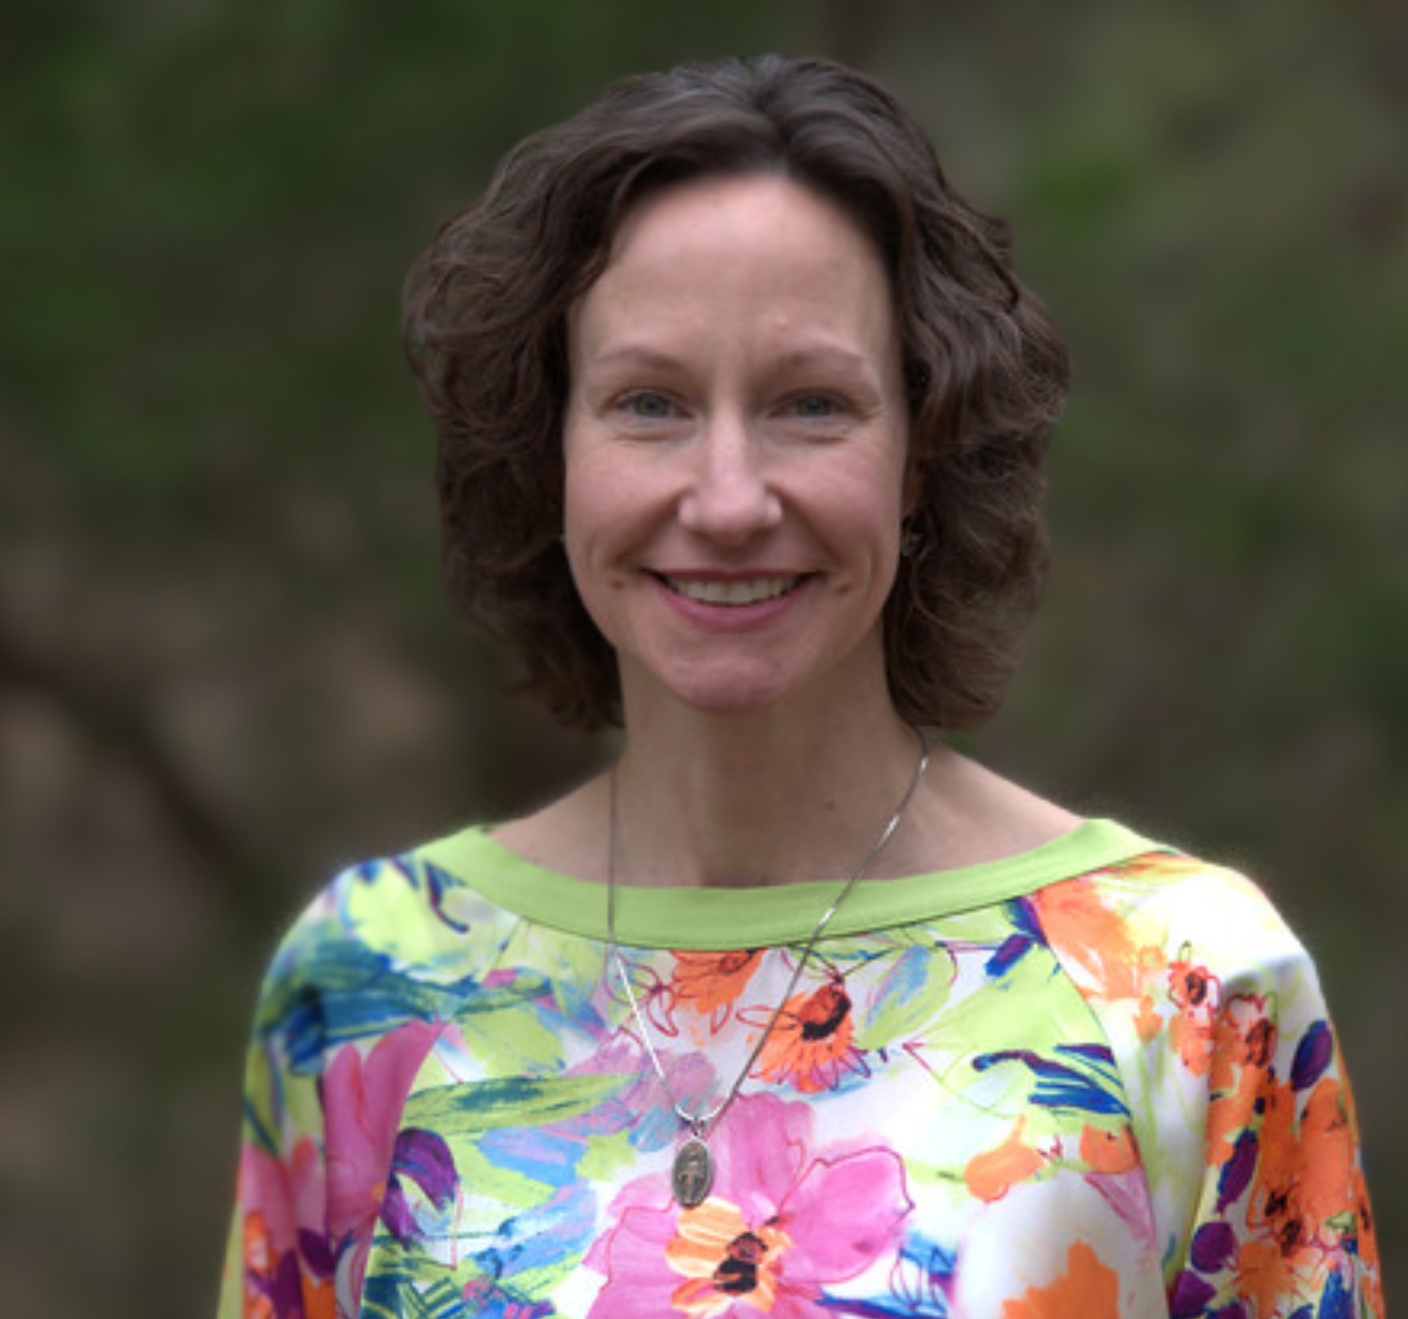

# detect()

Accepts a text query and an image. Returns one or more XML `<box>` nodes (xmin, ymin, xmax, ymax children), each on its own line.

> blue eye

<box><xmin>790</xmin><ymin>394</ymin><xmax>840</xmax><ymax>418</ymax></box>
<box><xmin>622</xmin><ymin>391</ymin><xmax>675</xmax><ymax>419</ymax></box>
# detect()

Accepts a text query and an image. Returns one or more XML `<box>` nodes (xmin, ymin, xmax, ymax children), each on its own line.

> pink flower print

<box><xmin>239</xmin><ymin>1138</ymin><xmax>323</xmax><ymax>1263</ymax></box>
<box><xmin>587</xmin><ymin>1092</ymin><xmax>912</xmax><ymax>1317</ymax></box>
<box><xmin>323</xmin><ymin>1019</ymin><xmax>444</xmax><ymax>1243</ymax></box>
<box><xmin>237</xmin><ymin>1137</ymin><xmax>334</xmax><ymax>1319</ymax></box>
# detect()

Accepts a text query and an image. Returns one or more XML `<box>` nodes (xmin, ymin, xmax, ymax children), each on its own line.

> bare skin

<box><xmin>494</xmin><ymin>738</ymin><xmax>1079</xmax><ymax>890</ymax></box>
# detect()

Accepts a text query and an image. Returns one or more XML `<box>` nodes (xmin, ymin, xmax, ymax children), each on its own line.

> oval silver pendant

<box><xmin>672</xmin><ymin>1136</ymin><xmax>714</xmax><ymax>1208</ymax></box>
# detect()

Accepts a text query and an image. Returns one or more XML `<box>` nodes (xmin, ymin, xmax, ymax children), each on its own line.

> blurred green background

<box><xmin>2</xmin><ymin>1</ymin><xmax>1403</xmax><ymax>1314</ymax></box>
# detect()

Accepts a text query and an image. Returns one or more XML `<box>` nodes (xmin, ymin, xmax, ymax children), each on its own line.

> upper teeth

<box><xmin>668</xmin><ymin>576</ymin><xmax>796</xmax><ymax>606</ymax></box>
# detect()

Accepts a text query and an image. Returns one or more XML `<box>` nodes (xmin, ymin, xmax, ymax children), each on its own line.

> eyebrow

<box><xmin>583</xmin><ymin>344</ymin><xmax>685</xmax><ymax>373</ymax></box>
<box><xmin>770</xmin><ymin>344</ymin><xmax>877</xmax><ymax>375</ymax></box>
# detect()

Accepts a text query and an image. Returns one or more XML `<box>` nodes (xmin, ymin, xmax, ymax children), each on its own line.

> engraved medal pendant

<box><xmin>672</xmin><ymin>1135</ymin><xmax>713</xmax><ymax>1208</ymax></box>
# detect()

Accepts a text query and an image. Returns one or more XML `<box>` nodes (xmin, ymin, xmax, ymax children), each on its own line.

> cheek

<box><xmin>561</xmin><ymin>448</ymin><xmax>640</xmax><ymax>622</ymax></box>
<box><xmin>824</xmin><ymin>457</ymin><xmax>908</xmax><ymax>544</ymax></box>
<box><xmin>564</xmin><ymin>436</ymin><xmax>673</xmax><ymax>548</ymax></box>
<box><xmin>563</xmin><ymin>456</ymin><xmax>617</xmax><ymax>549</ymax></box>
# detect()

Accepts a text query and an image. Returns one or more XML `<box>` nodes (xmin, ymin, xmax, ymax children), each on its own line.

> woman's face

<box><xmin>562</xmin><ymin>173</ymin><xmax>910</xmax><ymax>722</ymax></box>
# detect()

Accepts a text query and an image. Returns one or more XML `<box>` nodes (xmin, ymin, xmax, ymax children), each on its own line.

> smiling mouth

<box><xmin>662</xmin><ymin>575</ymin><xmax>800</xmax><ymax>606</ymax></box>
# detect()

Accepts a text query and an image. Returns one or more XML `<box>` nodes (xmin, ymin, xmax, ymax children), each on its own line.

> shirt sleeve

<box><xmin>217</xmin><ymin>897</ymin><xmax>341</xmax><ymax>1319</ymax></box>
<box><xmin>216</xmin><ymin>867</ymin><xmax>450</xmax><ymax>1319</ymax></box>
<box><xmin>1037</xmin><ymin>855</ymin><xmax>1383</xmax><ymax>1318</ymax></box>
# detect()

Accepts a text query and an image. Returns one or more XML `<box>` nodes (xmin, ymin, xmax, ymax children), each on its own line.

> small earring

<box><xmin>899</xmin><ymin>520</ymin><xmax>922</xmax><ymax>559</ymax></box>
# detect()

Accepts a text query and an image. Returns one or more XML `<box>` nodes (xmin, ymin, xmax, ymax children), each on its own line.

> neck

<box><xmin>610</xmin><ymin>692</ymin><xmax>931</xmax><ymax>889</ymax></box>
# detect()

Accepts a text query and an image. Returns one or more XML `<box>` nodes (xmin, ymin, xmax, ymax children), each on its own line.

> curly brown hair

<box><xmin>403</xmin><ymin>54</ymin><xmax>1069</xmax><ymax>731</ymax></box>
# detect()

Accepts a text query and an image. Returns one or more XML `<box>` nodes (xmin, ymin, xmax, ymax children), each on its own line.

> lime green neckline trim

<box><xmin>418</xmin><ymin>819</ymin><xmax>1166</xmax><ymax>951</ymax></box>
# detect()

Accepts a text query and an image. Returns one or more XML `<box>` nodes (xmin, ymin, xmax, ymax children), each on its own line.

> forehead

<box><xmin>569</xmin><ymin>173</ymin><xmax>897</xmax><ymax>358</ymax></box>
<box><xmin>607</xmin><ymin>171</ymin><xmax>882</xmax><ymax>272</ymax></box>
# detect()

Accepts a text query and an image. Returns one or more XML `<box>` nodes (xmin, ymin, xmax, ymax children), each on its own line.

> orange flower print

<box><xmin>1206</xmin><ymin>1088</ymin><xmax>1255</xmax><ymax>1171</ymax></box>
<box><xmin>241</xmin><ymin>1211</ymin><xmax>277</xmax><ymax>1319</ymax></box>
<box><xmin>1169</xmin><ymin>951</ymin><xmax>1219</xmax><ymax>1013</ymax></box>
<box><xmin>1176</xmin><ymin>1019</ymin><xmax>1382</xmax><ymax>1319</ymax></box>
<box><xmin>669</xmin><ymin>950</ymin><xmax>762</xmax><ymax>1029</ymax></box>
<box><xmin>1236</xmin><ymin>1230</ymin><xmax>1325</xmax><ymax>1319</ymax></box>
<box><xmin>1202</xmin><ymin>995</ymin><xmax>1279</xmax><ymax>1169</ymax></box>
<box><xmin>1209</xmin><ymin>995</ymin><xmax>1276</xmax><ymax>1095</ymax></box>
<box><xmin>999</xmin><ymin>1241</ymin><xmax>1121</xmax><ymax>1319</ymax></box>
<box><xmin>751</xmin><ymin>977</ymin><xmax>864</xmax><ymax>1093</ymax></box>
<box><xmin>1168</xmin><ymin>947</ymin><xmax>1221</xmax><ymax>1076</ymax></box>
<box><xmin>1079</xmin><ymin>1122</ymin><xmax>1139</xmax><ymax>1176</ymax></box>
<box><xmin>1232</xmin><ymin>1125</ymin><xmax>1367</xmax><ymax>1319</ymax></box>
<box><xmin>665</xmin><ymin>1198</ymin><xmax>793</xmax><ymax>1316</ymax></box>
<box><xmin>1133</xmin><ymin>993</ymin><xmax>1162</xmax><ymax>1043</ymax></box>
<box><xmin>1261</xmin><ymin>1077</ymin><xmax>1301</xmax><ymax>1185</ymax></box>
<box><xmin>965</xmin><ymin>1118</ymin><xmax>1045</xmax><ymax>1202</ymax></box>
<box><xmin>1032</xmin><ymin>879</ymin><xmax>1162</xmax><ymax>1002</ymax></box>
<box><xmin>1252</xmin><ymin>1075</ymin><xmax>1355</xmax><ymax>1234</ymax></box>
<box><xmin>302</xmin><ymin>1277</ymin><xmax>335</xmax><ymax>1319</ymax></box>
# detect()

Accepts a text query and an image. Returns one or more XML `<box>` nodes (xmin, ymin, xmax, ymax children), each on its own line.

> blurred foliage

<box><xmin>1</xmin><ymin>1</ymin><xmax>1403</xmax><ymax>1314</ymax></box>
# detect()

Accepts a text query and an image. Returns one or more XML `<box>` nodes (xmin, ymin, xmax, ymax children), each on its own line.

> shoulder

<box><xmin>249</xmin><ymin>828</ymin><xmax>521</xmax><ymax>1051</ymax></box>
<box><xmin>1041</xmin><ymin>850</ymin><xmax>1312</xmax><ymax>984</ymax></box>
<box><xmin>1027</xmin><ymin>846</ymin><xmax>1333</xmax><ymax>1054</ymax></box>
<box><xmin>266</xmin><ymin>836</ymin><xmax>485</xmax><ymax>967</ymax></box>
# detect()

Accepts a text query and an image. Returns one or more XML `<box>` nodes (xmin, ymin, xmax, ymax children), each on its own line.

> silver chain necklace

<box><xmin>605</xmin><ymin>727</ymin><xmax>931</xmax><ymax>1209</ymax></box>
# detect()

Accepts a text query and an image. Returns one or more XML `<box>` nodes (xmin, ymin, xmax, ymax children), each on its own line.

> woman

<box><xmin>220</xmin><ymin>56</ymin><xmax>1381</xmax><ymax>1318</ymax></box>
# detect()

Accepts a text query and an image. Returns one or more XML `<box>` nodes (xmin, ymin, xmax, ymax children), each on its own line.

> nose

<box><xmin>677</xmin><ymin>415</ymin><xmax>783</xmax><ymax>545</ymax></box>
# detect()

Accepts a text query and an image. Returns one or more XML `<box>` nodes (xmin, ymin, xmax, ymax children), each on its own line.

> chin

<box><xmin>628</xmin><ymin>660</ymin><xmax>800</xmax><ymax>722</ymax></box>
<box><xmin>621</xmin><ymin>634</ymin><xmax>886</xmax><ymax>724</ymax></box>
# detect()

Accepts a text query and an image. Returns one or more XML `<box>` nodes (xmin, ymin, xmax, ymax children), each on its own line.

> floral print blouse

<box><xmin>219</xmin><ymin>819</ymin><xmax>1382</xmax><ymax>1318</ymax></box>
